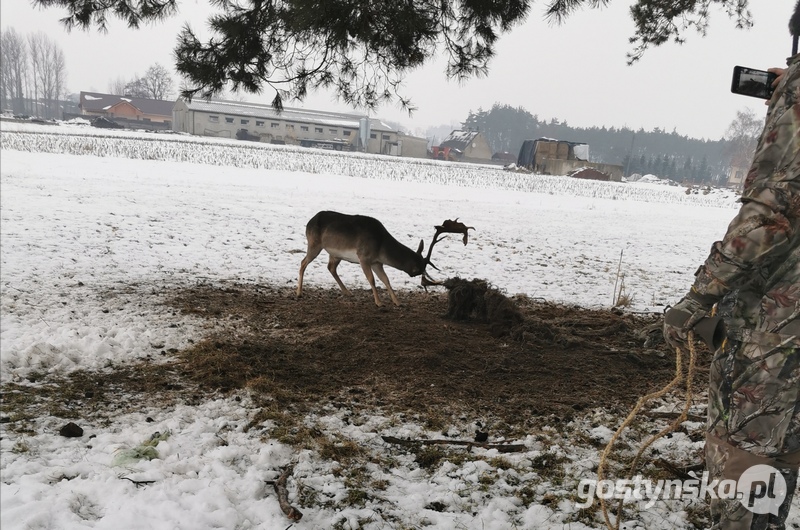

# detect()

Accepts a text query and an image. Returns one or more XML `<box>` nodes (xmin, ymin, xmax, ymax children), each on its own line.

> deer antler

<box><xmin>421</xmin><ymin>274</ymin><xmax>441</xmax><ymax>288</ymax></box>
<box><xmin>435</xmin><ymin>218</ymin><xmax>475</xmax><ymax>246</ymax></box>
<box><xmin>423</xmin><ymin>218</ymin><xmax>475</xmax><ymax>279</ymax></box>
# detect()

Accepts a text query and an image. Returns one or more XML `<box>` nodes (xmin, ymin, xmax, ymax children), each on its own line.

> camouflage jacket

<box><xmin>691</xmin><ymin>54</ymin><xmax>800</xmax><ymax>340</ymax></box>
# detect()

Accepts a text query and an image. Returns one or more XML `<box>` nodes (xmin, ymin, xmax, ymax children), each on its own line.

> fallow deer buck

<box><xmin>296</xmin><ymin>211</ymin><xmax>473</xmax><ymax>307</ymax></box>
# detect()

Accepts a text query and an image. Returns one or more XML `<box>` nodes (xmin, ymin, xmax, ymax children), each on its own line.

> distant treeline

<box><xmin>459</xmin><ymin>104</ymin><xmax>737</xmax><ymax>184</ymax></box>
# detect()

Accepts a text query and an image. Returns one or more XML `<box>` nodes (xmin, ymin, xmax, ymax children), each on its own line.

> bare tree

<box><xmin>24</xmin><ymin>32</ymin><xmax>68</xmax><ymax>118</ymax></box>
<box><xmin>725</xmin><ymin>108</ymin><xmax>763</xmax><ymax>167</ymax></box>
<box><xmin>120</xmin><ymin>64</ymin><xmax>174</xmax><ymax>99</ymax></box>
<box><xmin>32</xmin><ymin>0</ymin><xmax>754</xmax><ymax>111</ymax></box>
<box><xmin>123</xmin><ymin>75</ymin><xmax>148</xmax><ymax>98</ymax></box>
<box><xmin>47</xmin><ymin>43</ymin><xmax>68</xmax><ymax>117</ymax></box>
<box><xmin>27</xmin><ymin>32</ymin><xmax>45</xmax><ymax>116</ymax></box>
<box><xmin>108</xmin><ymin>76</ymin><xmax>128</xmax><ymax>95</ymax></box>
<box><xmin>140</xmin><ymin>63</ymin><xmax>173</xmax><ymax>100</ymax></box>
<box><xmin>0</xmin><ymin>28</ymin><xmax>29</xmax><ymax>114</ymax></box>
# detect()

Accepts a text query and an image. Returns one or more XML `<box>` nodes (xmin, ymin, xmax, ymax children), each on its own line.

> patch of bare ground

<box><xmin>1</xmin><ymin>279</ymin><xmax>712</xmax><ymax>440</ymax></box>
<box><xmin>164</xmin><ymin>280</ymin><xmax>711</xmax><ymax>435</ymax></box>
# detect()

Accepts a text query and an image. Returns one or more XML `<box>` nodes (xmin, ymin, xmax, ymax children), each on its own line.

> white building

<box><xmin>172</xmin><ymin>98</ymin><xmax>427</xmax><ymax>158</ymax></box>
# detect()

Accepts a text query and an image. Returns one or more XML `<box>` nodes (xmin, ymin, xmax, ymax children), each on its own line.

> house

<box><xmin>172</xmin><ymin>98</ymin><xmax>427</xmax><ymax>158</ymax></box>
<box><xmin>435</xmin><ymin>130</ymin><xmax>492</xmax><ymax>162</ymax></box>
<box><xmin>727</xmin><ymin>164</ymin><xmax>747</xmax><ymax>190</ymax></box>
<box><xmin>77</xmin><ymin>92</ymin><xmax>174</xmax><ymax>130</ymax></box>
<box><xmin>726</xmin><ymin>148</ymin><xmax>751</xmax><ymax>190</ymax></box>
<box><xmin>517</xmin><ymin>138</ymin><xmax>623</xmax><ymax>181</ymax></box>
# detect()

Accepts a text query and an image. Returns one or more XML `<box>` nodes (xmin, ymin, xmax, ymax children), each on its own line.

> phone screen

<box><xmin>732</xmin><ymin>66</ymin><xmax>777</xmax><ymax>99</ymax></box>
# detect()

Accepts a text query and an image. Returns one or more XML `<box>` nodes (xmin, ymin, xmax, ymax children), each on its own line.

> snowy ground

<box><xmin>1</xmin><ymin>122</ymin><xmax>796</xmax><ymax>529</ymax></box>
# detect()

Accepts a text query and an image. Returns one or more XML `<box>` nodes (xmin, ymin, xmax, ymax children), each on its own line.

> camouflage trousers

<box><xmin>705</xmin><ymin>330</ymin><xmax>800</xmax><ymax>530</ymax></box>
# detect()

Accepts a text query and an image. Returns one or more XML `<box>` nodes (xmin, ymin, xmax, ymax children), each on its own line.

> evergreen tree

<box><xmin>34</xmin><ymin>0</ymin><xmax>756</xmax><ymax>109</ymax></box>
<box><xmin>622</xmin><ymin>154</ymin><xmax>632</xmax><ymax>177</ymax></box>
<box><xmin>699</xmin><ymin>155</ymin><xmax>710</xmax><ymax>184</ymax></box>
<box><xmin>657</xmin><ymin>154</ymin><xmax>668</xmax><ymax>177</ymax></box>
<box><xmin>424</xmin><ymin>99</ymin><xmax>739</xmax><ymax>185</ymax></box>
<box><xmin>682</xmin><ymin>157</ymin><xmax>693</xmax><ymax>182</ymax></box>
<box><xmin>464</xmin><ymin>104</ymin><xmax>540</xmax><ymax>155</ymax></box>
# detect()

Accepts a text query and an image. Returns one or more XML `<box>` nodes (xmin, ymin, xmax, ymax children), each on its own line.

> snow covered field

<box><xmin>1</xmin><ymin>122</ymin><xmax>796</xmax><ymax>529</ymax></box>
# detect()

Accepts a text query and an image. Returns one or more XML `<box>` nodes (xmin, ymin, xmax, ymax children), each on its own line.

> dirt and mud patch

<box><xmin>165</xmin><ymin>280</ymin><xmax>709</xmax><ymax>433</ymax></box>
<box><xmin>1</xmin><ymin>280</ymin><xmax>710</xmax><ymax>439</ymax></box>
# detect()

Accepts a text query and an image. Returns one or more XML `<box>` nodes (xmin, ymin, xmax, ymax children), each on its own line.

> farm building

<box><xmin>172</xmin><ymin>98</ymin><xmax>427</xmax><ymax>158</ymax></box>
<box><xmin>517</xmin><ymin>138</ymin><xmax>623</xmax><ymax>181</ymax></box>
<box><xmin>76</xmin><ymin>92</ymin><xmax>174</xmax><ymax>130</ymax></box>
<box><xmin>725</xmin><ymin>147</ymin><xmax>751</xmax><ymax>190</ymax></box>
<box><xmin>726</xmin><ymin>164</ymin><xmax>747</xmax><ymax>190</ymax></box>
<box><xmin>433</xmin><ymin>130</ymin><xmax>492</xmax><ymax>162</ymax></box>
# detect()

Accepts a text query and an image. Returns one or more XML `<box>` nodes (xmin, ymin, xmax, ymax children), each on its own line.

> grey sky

<box><xmin>0</xmin><ymin>0</ymin><xmax>794</xmax><ymax>139</ymax></box>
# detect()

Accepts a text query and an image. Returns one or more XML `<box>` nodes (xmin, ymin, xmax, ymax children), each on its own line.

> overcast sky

<box><xmin>1</xmin><ymin>0</ymin><xmax>795</xmax><ymax>139</ymax></box>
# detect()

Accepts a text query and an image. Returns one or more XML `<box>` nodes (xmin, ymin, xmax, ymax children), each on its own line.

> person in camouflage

<box><xmin>663</xmin><ymin>5</ymin><xmax>800</xmax><ymax>529</ymax></box>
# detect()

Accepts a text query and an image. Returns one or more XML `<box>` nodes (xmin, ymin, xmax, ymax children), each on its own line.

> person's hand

<box><xmin>663</xmin><ymin>291</ymin><xmax>722</xmax><ymax>352</ymax></box>
<box><xmin>767</xmin><ymin>68</ymin><xmax>786</xmax><ymax>105</ymax></box>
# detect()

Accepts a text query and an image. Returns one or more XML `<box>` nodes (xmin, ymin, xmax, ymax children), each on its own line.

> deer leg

<box><xmin>359</xmin><ymin>261</ymin><xmax>383</xmax><ymax>307</ymax></box>
<box><xmin>297</xmin><ymin>245</ymin><xmax>322</xmax><ymax>298</ymax></box>
<box><xmin>327</xmin><ymin>256</ymin><xmax>351</xmax><ymax>296</ymax></box>
<box><xmin>372</xmin><ymin>263</ymin><xmax>400</xmax><ymax>306</ymax></box>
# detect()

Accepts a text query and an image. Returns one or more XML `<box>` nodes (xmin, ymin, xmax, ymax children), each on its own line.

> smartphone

<box><xmin>731</xmin><ymin>66</ymin><xmax>778</xmax><ymax>99</ymax></box>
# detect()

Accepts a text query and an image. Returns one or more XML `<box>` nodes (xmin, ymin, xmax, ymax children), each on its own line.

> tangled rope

<box><xmin>596</xmin><ymin>332</ymin><xmax>699</xmax><ymax>530</ymax></box>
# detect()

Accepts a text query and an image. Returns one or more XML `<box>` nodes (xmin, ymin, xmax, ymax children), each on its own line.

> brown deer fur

<box><xmin>296</xmin><ymin>211</ymin><xmax>427</xmax><ymax>306</ymax></box>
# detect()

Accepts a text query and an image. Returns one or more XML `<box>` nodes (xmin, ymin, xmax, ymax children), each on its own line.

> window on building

<box><xmin>329</xmin><ymin>128</ymin><xmax>337</xmax><ymax>134</ymax></box>
<box><xmin>241</xmin><ymin>119</ymin><xmax>249</xmax><ymax>125</ymax></box>
<box><xmin>315</xmin><ymin>127</ymin><xmax>323</xmax><ymax>133</ymax></box>
<box><xmin>370</xmin><ymin>133</ymin><xmax>377</xmax><ymax>139</ymax></box>
<box><xmin>209</xmin><ymin>115</ymin><xmax>219</xmax><ymax>123</ymax></box>
<box><xmin>286</xmin><ymin>124</ymin><xmax>295</xmax><ymax>130</ymax></box>
<box><xmin>256</xmin><ymin>120</ymin><xmax>264</xmax><ymax>127</ymax></box>
<box><xmin>382</xmin><ymin>134</ymin><xmax>390</xmax><ymax>140</ymax></box>
<box><xmin>225</xmin><ymin>117</ymin><xmax>234</xmax><ymax>123</ymax></box>
<box><xmin>343</xmin><ymin>130</ymin><xmax>351</xmax><ymax>137</ymax></box>
<box><xmin>271</xmin><ymin>123</ymin><xmax>280</xmax><ymax>128</ymax></box>
<box><xmin>301</xmin><ymin>125</ymin><xmax>309</xmax><ymax>132</ymax></box>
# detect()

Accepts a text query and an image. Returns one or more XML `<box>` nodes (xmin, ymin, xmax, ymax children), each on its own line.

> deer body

<box><xmin>297</xmin><ymin>211</ymin><xmax>426</xmax><ymax>306</ymax></box>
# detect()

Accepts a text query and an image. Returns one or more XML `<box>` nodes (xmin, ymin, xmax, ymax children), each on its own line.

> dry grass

<box><xmin>162</xmin><ymin>281</ymin><xmax>689</xmax><ymax>439</ymax></box>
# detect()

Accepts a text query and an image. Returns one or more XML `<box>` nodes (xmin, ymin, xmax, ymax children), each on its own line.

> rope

<box><xmin>597</xmin><ymin>332</ymin><xmax>698</xmax><ymax>530</ymax></box>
